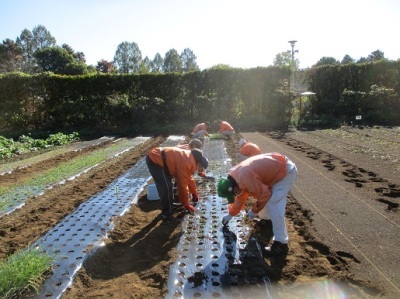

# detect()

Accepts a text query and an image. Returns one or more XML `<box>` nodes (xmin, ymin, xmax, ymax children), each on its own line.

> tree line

<box><xmin>0</xmin><ymin>25</ymin><xmax>199</xmax><ymax>75</ymax></box>
<box><xmin>2</xmin><ymin>24</ymin><xmax>395</xmax><ymax>76</ymax></box>
<box><xmin>1</xmin><ymin>24</ymin><xmax>399</xmax><ymax>135</ymax></box>
<box><xmin>0</xmin><ymin>68</ymin><xmax>291</xmax><ymax>135</ymax></box>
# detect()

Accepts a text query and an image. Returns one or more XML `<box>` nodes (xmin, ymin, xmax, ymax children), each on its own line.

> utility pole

<box><xmin>288</xmin><ymin>40</ymin><xmax>298</xmax><ymax>90</ymax></box>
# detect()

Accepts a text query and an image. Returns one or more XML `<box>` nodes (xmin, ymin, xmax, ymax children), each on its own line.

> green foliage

<box><xmin>301</xmin><ymin>114</ymin><xmax>341</xmax><ymax>129</ymax></box>
<box><xmin>15</xmin><ymin>25</ymin><xmax>57</xmax><ymax>73</ymax></box>
<box><xmin>341</xmin><ymin>54</ymin><xmax>355</xmax><ymax>64</ymax></box>
<box><xmin>151</xmin><ymin>53</ymin><xmax>164</xmax><ymax>73</ymax></box>
<box><xmin>314</xmin><ymin>56</ymin><xmax>340</xmax><ymax>67</ymax></box>
<box><xmin>113</xmin><ymin>41</ymin><xmax>142</xmax><ymax>73</ymax></box>
<box><xmin>0</xmin><ymin>67</ymin><xmax>293</xmax><ymax>133</ymax></box>
<box><xmin>0</xmin><ymin>39</ymin><xmax>24</xmax><ymax>73</ymax></box>
<box><xmin>163</xmin><ymin>49</ymin><xmax>182</xmax><ymax>73</ymax></box>
<box><xmin>367</xmin><ymin>49</ymin><xmax>385</xmax><ymax>62</ymax></box>
<box><xmin>181</xmin><ymin>48</ymin><xmax>199</xmax><ymax>72</ymax></box>
<box><xmin>273</xmin><ymin>52</ymin><xmax>299</xmax><ymax>70</ymax></box>
<box><xmin>305</xmin><ymin>60</ymin><xmax>400</xmax><ymax>127</ymax></box>
<box><xmin>208</xmin><ymin>64</ymin><xmax>233</xmax><ymax>70</ymax></box>
<box><xmin>0</xmin><ymin>246</ymin><xmax>54</xmax><ymax>298</ymax></box>
<box><xmin>33</xmin><ymin>46</ymin><xmax>90</xmax><ymax>75</ymax></box>
<box><xmin>0</xmin><ymin>136</ymin><xmax>16</xmax><ymax>159</ymax></box>
<box><xmin>0</xmin><ymin>132</ymin><xmax>79</xmax><ymax>159</ymax></box>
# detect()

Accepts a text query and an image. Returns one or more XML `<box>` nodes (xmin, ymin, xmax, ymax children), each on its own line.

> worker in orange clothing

<box><xmin>177</xmin><ymin>138</ymin><xmax>203</xmax><ymax>150</ymax></box>
<box><xmin>175</xmin><ymin>139</ymin><xmax>205</xmax><ymax>203</ymax></box>
<box><xmin>176</xmin><ymin>139</ymin><xmax>207</xmax><ymax>178</ymax></box>
<box><xmin>191</xmin><ymin>122</ymin><xmax>210</xmax><ymax>140</ymax></box>
<box><xmin>236</xmin><ymin>138</ymin><xmax>261</xmax><ymax>162</ymax></box>
<box><xmin>146</xmin><ymin>147</ymin><xmax>208</xmax><ymax>221</ymax></box>
<box><xmin>217</xmin><ymin>119</ymin><xmax>235</xmax><ymax>139</ymax></box>
<box><xmin>217</xmin><ymin>153</ymin><xmax>298</xmax><ymax>257</ymax></box>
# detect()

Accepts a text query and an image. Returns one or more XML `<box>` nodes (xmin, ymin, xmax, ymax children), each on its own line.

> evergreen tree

<box><xmin>113</xmin><ymin>41</ymin><xmax>142</xmax><ymax>73</ymax></box>
<box><xmin>163</xmin><ymin>49</ymin><xmax>182</xmax><ymax>73</ymax></box>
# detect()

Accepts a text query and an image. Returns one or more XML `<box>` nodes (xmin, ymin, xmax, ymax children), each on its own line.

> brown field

<box><xmin>1</xmin><ymin>127</ymin><xmax>399</xmax><ymax>298</ymax></box>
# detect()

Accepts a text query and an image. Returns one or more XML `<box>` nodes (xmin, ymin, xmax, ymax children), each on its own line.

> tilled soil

<box><xmin>0</xmin><ymin>137</ymin><xmax>165</xmax><ymax>260</ymax></box>
<box><xmin>0</xmin><ymin>128</ymin><xmax>399</xmax><ymax>298</ymax></box>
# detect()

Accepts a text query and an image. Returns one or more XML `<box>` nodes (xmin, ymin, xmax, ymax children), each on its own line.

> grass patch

<box><xmin>0</xmin><ymin>246</ymin><xmax>54</xmax><ymax>298</ymax></box>
<box><xmin>0</xmin><ymin>138</ymin><xmax>141</xmax><ymax>215</ymax></box>
<box><xmin>208</xmin><ymin>133</ymin><xmax>226</xmax><ymax>139</ymax></box>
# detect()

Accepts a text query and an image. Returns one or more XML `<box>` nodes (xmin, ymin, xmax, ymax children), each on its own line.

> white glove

<box><xmin>246</xmin><ymin>210</ymin><xmax>257</xmax><ymax>219</ymax></box>
<box><xmin>222</xmin><ymin>214</ymin><xmax>233</xmax><ymax>226</ymax></box>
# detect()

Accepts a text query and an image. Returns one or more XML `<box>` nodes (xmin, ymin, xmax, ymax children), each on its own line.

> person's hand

<box><xmin>192</xmin><ymin>193</ymin><xmax>199</xmax><ymax>202</ymax></box>
<box><xmin>185</xmin><ymin>204</ymin><xmax>195</xmax><ymax>213</ymax></box>
<box><xmin>246</xmin><ymin>210</ymin><xmax>257</xmax><ymax>219</ymax></box>
<box><xmin>222</xmin><ymin>214</ymin><xmax>233</xmax><ymax>226</ymax></box>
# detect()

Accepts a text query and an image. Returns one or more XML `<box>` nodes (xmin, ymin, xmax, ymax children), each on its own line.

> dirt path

<box><xmin>240</xmin><ymin>131</ymin><xmax>400</xmax><ymax>299</ymax></box>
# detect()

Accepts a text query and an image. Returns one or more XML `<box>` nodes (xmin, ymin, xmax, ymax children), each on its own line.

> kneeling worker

<box><xmin>217</xmin><ymin>120</ymin><xmax>235</xmax><ymax>139</ymax></box>
<box><xmin>192</xmin><ymin>122</ymin><xmax>210</xmax><ymax>140</ymax></box>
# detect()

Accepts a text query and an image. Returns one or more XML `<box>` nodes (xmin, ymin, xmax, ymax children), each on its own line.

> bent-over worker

<box><xmin>236</xmin><ymin>138</ymin><xmax>261</xmax><ymax>162</ymax></box>
<box><xmin>146</xmin><ymin>147</ymin><xmax>208</xmax><ymax>221</ymax></box>
<box><xmin>217</xmin><ymin>153</ymin><xmax>298</xmax><ymax>256</ymax></box>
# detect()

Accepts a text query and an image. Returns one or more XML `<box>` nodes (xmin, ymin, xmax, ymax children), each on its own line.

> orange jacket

<box><xmin>175</xmin><ymin>144</ymin><xmax>197</xmax><ymax>194</ymax></box>
<box><xmin>218</xmin><ymin>121</ymin><xmax>234</xmax><ymax>133</ymax></box>
<box><xmin>228</xmin><ymin>153</ymin><xmax>287</xmax><ymax>216</ymax></box>
<box><xmin>240</xmin><ymin>142</ymin><xmax>262</xmax><ymax>157</ymax></box>
<box><xmin>148</xmin><ymin>147</ymin><xmax>198</xmax><ymax>207</ymax></box>
<box><xmin>192</xmin><ymin>123</ymin><xmax>209</xmax><ymax>135</ymax></box>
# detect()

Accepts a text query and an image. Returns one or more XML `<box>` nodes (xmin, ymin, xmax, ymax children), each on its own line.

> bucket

<box><xmin>147</xmin><ymin>183</ymin><xmax>160</xmax><ymax>201</ymax></box>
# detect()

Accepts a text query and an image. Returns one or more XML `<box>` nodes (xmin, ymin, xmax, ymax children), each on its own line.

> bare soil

<box><xmin>0</xmin><ymin>127</ymin><xmax>399</xmax><ymax>299</ymax></box>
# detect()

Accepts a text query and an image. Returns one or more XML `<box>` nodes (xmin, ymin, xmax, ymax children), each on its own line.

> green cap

<box><xmin>217</xmin><ymin>178</ymin><xmax>235</xmax><ymax>203</ymax></box>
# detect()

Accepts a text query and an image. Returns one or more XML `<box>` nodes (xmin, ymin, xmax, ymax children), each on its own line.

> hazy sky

<box><xmin>1</xmin><ymin>0</ymin><xmax>399</xmax><ymax>69</ymax></box>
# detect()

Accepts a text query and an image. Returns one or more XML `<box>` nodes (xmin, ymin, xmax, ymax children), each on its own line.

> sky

<box><xmin>1</xmin><ymin>0</ymin><xmax>399</xmax><ymax>70</ymax></box>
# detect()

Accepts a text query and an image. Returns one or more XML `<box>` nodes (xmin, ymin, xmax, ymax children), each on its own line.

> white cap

<box><xmin>239</xmin><ymin>138</ymin><xmax>246</xmax><ymax>147</ymax></box>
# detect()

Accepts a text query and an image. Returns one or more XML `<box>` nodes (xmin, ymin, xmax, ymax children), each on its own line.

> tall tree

<box><xmin>96</xmin><ymin>59</ymin><xmax>115</xmax><ymax>73</ymax></box>
<box><xmin>16</xmin><ymin>25</ymin><xmax>56</xmax><ymax>73</ymax></box>
<box><xmin>62</xmin><ymin>43</ymin><xmax>86</xmax><ymax>62</ymax></box>
<box><xmin>32</xmin><ymin>25</ymin><xmax>56</xmax><ymax>49</ymax></box>
<box><xmin>0</xmin><ymin>39</ymin><xmax>23</xmax><ymax>72</ymax></box>
<box><xmin>151</xmin><ymin>52</ymin><xmax>164</xmax><ymax>73</ymax></box>
<box><xmin>314</xmin><ymin>56</ymin><xmax>340</xmax><ymax>67</ymax></box>
<box><xmin>163</xmin><ymin>49</ymin><xmax>182</xmax><ymax>73</ymax></box>
<box><xmin>142</xmin><ymin>56</ymin><xmax>152</xmax><ymax>72</ymax></box>
<box><xmin>34</xmin><ymin>46</ymin><xmax>88</xmax><ymax>74</ymax></box>
<box><xmin>113</xmin><ymin>41</ymin><xmax>142</xmax><ymax>73</ymax></box>
<box><xmin>16</xmin><ymin>29</ymin><xmax>35</xmax><ymax>72</ymax></box>
<box><xmin>138</xmin><ymin>60</ymin><xmax>150</xmax><ymax>74</ymax></box>
<box><xmin>273</xmin><ymin>51</ymin><xmax>299</xmax><ymax>69</ymax></box>
<box><xmin>61</xmin><ymin>43</ymin><xmax>75</xmax><ymax>55</ymax></box>
<box><xmin>367</xmin><ymin>50</ymin><xmax>385</xmax><ymax>62</ymax></box>
<box><xmin>357</xmin><ymin>57</ymin><xmax>368</xmax><ymax>63</ymax></box>
<box><xmin>181</xmin><ymin>48</ymin><xmax>199</xmax><ymax>72</ymax></box>
<box><xmin>74</xmin><ymin>51</ymin><xmax>86</xmax><ymax>62</ymax></box>
<box><xmin>341</xmin><ymin>54</ymin><xmax>355</xmax><ymax>64</ymax></box>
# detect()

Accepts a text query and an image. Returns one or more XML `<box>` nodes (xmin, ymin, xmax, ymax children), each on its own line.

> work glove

<box><xmin>185</xmin><ymin>204</ymin><xmax>195</xmax><ymax>213</ymax></box>
<box><xmin>246</xmin><ymin>210</ymin><xmax>257</xmax><ymax>219</ymax></box>
<box><xmin>192</xmin><ymin>193</ymin><xmax>199</xmax><ymax>203</ymax></box>
<box><xmin>222</xmin><ymin>214</ymin><xmax>233</xmax><ymax>226</ymax></box>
